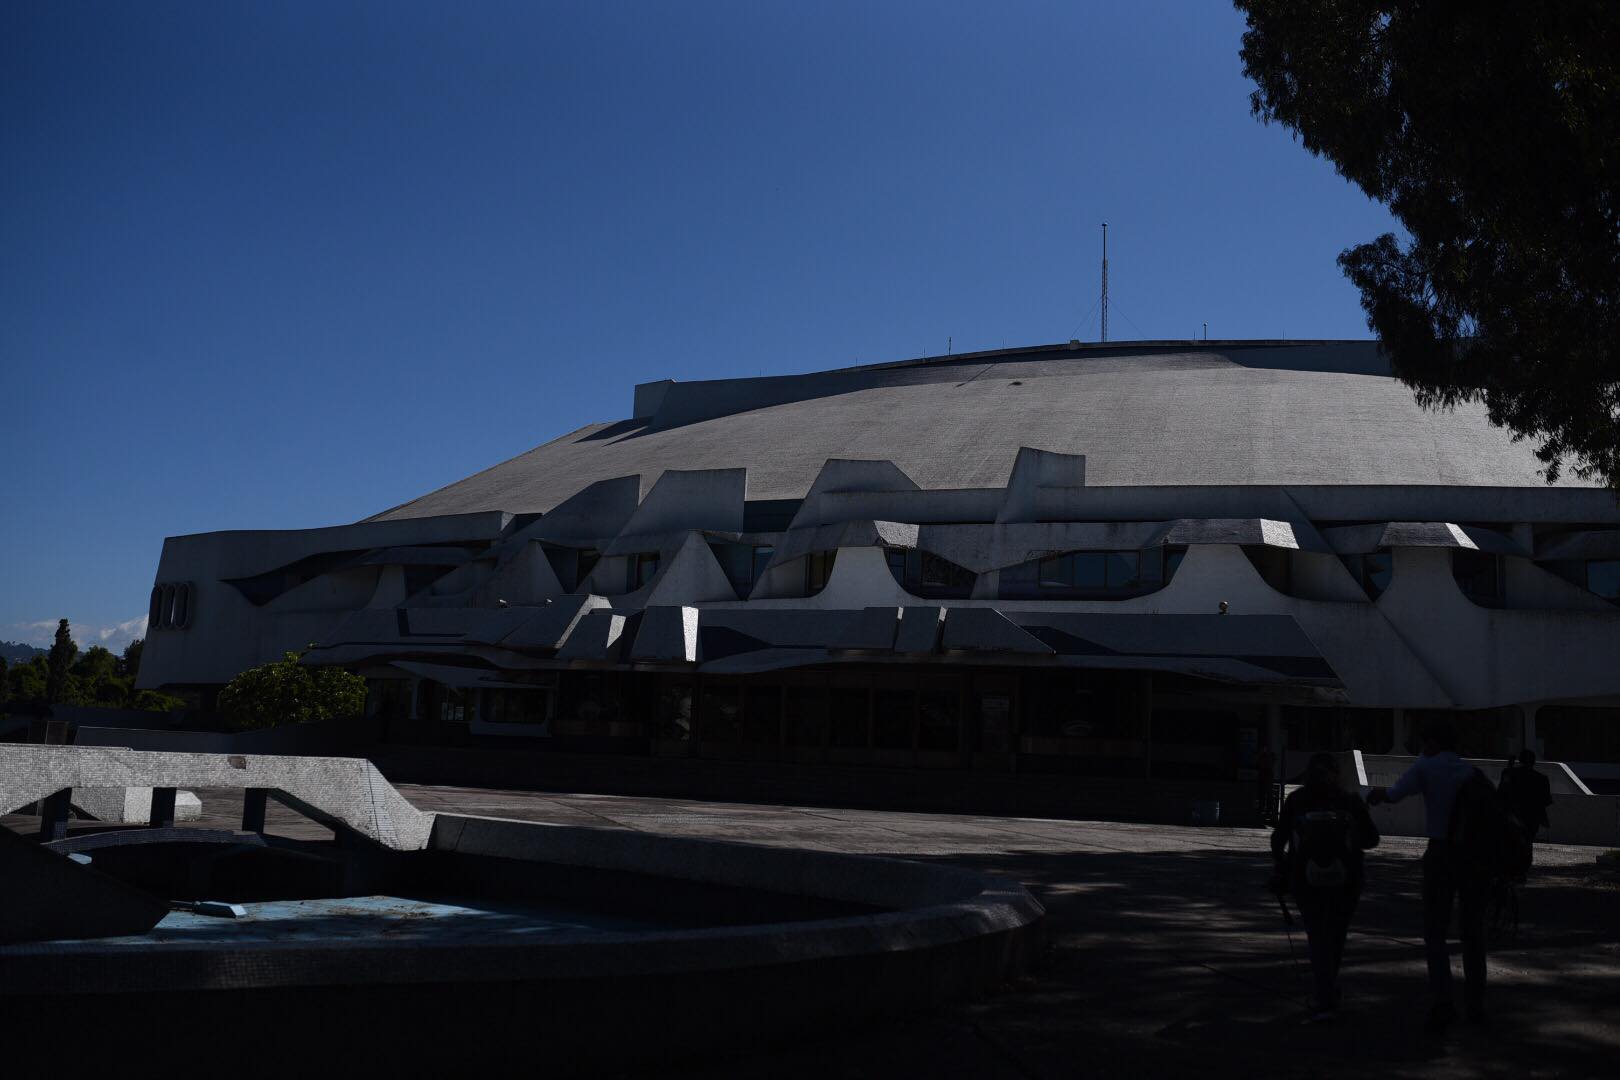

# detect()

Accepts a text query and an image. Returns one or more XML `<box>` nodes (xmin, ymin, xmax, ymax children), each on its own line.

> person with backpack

<box><xmin>1269</xmin><ymin>752</ymin><xmax>1380</xmax><ymax>1021</ymax></box>
<box><xmin>1368</xmin><ymin>717</ymin><xmax>1516</xmax><ymax>1033</ymax></box>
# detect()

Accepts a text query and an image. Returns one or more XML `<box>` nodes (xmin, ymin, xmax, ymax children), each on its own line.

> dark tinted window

<box><xmin>1587</xmin><ymin>559</ymin><xmax>1620</xmax><ymax>601</ymax></box>
<box><xmin>1005</xmin><ymin>547</ymin><xmax>1177</xmax><ymax>599</ymax></box>
<box><xmin>887</xmin><ymin>549</ymin><xmax>976</xmax><ymax>598</ymax></box>
<box><xmin>628</xmin><ymin>552</ymin><xmax>660</xmax><ymax>591</ymax></box>
<box><xmin>805</xmin><ymin>551</ymin><xmax>837</xmax><ymax>594</ymax></box>
<box><xmin>1340</xmin><ymin>552</ymin><xmax>1393</xmax><ymax>599</ymax></box>
<box><xmin>1453</xmin><ymin>550</ymin><xmax>1504</xmax><ymax>607</ymax></box>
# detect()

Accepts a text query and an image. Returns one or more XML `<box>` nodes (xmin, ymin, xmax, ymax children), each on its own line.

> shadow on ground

<box><xmin>649</xmin><ymin>847</ymin><xmax>1619</xmax><ymax>1080</ymax></box>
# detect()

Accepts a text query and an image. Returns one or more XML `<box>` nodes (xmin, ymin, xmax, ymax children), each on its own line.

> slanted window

<box><xmin>805</xmin><ymin>550</ymin><xmax>837</xmax><ymax>594</ymax></box>
<box><xmin>1341</xmin><ymin>552</ymin><xmax>1393</xmax><ymax>600</ymax></box>
<box><xmin>542</xmin><ymin>545</ymin><xmax>600</xmax><ymax>591</ymax></box>
<box><xmin>1453</xmin><ymin>550</ymin><xmax>1504</xmax><ymax>607</ymax></box>
<box><xmin>627</xmin><ymin>552</ymin><xmax>660</xmax><ymax>592</ymax></box>
<box><xmin>576</xmin><ymin>549</ymin><xmax>601</xmax><ymax>590</ymax></box>
<box><xmin>1002</xmin><ymin>547</ymin><xmax>1178</xmax><ymax>600</ymax></box>
<box><xmin>1586</xmin><ymin>559</ymin><xmax>1620</xmax><ymax>603</ymax></box>
<box><xmin>885</xmin><ymin>549</ymin><xmax>977</xmax><ymax>598</ymax></box>
<box><xmin>709</xmin><ymin>542</ymin><xmax>774</xmax><ymax>599</ymax></box>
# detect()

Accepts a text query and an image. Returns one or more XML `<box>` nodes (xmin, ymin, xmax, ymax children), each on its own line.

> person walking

<box><xmin>1270</xmin><ymin>752</ymin><xmax>1379</xmax><ymax>1021</ymax></box>
<box><xmin>1256</xmin><ymin>743</ymin><xmax>1278</xmax><ymax>824</ymax></box>
<box><xmin>1367</xmin><ymin>718</ymin><xmax>1484</xmax><ymax>1033</ymax></box>
<box><xmin>1499</xmin><ymin>748</ymin><xmax>1553</xmax><ymax>860</ymax></box>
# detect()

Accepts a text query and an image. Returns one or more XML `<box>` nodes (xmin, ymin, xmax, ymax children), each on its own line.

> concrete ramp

<box><xmin>0</xmin><ymin>746</ymin><xmax>434</xmax><ymax>850</ymax></box>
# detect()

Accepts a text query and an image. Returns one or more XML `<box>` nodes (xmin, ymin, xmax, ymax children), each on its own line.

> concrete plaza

<box><xmin>9</xmin><ymin>782</ymin><xmax>1612</xmax><ymax>1076</ymax></box>
<box><xmin>398</xmin><ymin>785</ymin><xmax>1618</xmax><ymax>1079</ymax></box>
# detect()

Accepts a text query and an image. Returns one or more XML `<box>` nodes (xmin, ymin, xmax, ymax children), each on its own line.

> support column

<box><xmin>36</xmin><ymin>789</ymin><xmax>70</xmax><ymax>842</ymax></box>
<box><xmin>1140</xmin><ymin>674</ymin><xmax>1154</xmax><ymax>779</ymax></box>
<box><xmin>241</xmin><ymin>788</ymin><xmax>268</xmax><ymax>833</ymax></box>
<box><xmin>149</xmin><ymin>787</ymin><xmax>177</xmax><ymax>829</ymax></box>
<box><xmin>1523</xmin><ymin>704</ymin><xmax>1542</xmax><ymax>758</ymax></box>
<box><xmin>1393</xmin><ymin>708</ymin><xmax>1413</xmax><ymax>754</ymax></box>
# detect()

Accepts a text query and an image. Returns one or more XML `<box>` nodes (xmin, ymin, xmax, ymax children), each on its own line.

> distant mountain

<box><xmin>0</xmin><ymin>641</ymin><xmax>46</xmax><ymax>664</ymax></box>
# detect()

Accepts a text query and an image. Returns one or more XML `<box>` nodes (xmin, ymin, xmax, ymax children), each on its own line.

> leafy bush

<box><xmin>217</xmin><ymin>652</ymin><xmax>367</xmax><ymax>730</ymax></box>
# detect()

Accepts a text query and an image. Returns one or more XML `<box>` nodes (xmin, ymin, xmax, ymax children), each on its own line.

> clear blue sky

<box><xmin>2</xmin><ymin>1</ymin><xmax>1398</xmax><ymax>651</ymax></box>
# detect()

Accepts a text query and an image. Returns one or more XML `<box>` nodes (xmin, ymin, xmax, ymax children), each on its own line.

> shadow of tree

<box><xmin>656</xmin><ymin>845</ymin><xmax>1620</xmax><ymax>1080</ymax></box>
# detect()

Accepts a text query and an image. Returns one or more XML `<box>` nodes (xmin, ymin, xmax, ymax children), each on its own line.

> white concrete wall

<box><xmin>1377</xmin><ymin>548</ymin><xmax>1620</xmax><ymax>708</ymax></box>
<box><xmin>1366</xmin><ymin>789</ymin><xmax>1620</xmax><ymax>847</ymax></box>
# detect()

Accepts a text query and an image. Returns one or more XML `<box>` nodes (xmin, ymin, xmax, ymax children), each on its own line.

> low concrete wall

<box><xmin>1362</xmin><ymin>787</ymin><xmax>1619</xmax><ymax>848</ymax></box>
<box><xmin>1352</xmin><ymin>750</ymin><xmax>1619</xmax><ymax>847</ymax></box>
<box><xmin>373</xmin><ymin>744</ymin><xmax>1262</xmax><ymax>827</ymax></box>
<box><xmin>0</xmin><ymin>745</ymin><xmax>433</xmax><ymax>850</ymax></box>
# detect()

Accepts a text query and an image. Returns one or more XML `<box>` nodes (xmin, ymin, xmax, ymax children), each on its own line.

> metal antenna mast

<box><xmin>1100</xmin><ymin>222</ymin><xmax>1109</xmax><ymax>343</ymax></box>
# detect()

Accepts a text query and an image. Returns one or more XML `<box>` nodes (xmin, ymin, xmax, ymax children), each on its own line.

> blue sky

<box><xmin>1</xmin><ymin>1</ymin><xmax>1398</xmax><ymax>651</ymax></box>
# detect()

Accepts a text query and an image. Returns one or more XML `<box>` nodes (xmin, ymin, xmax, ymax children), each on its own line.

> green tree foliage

<box><xmin>119</xmin><ymin>638</ymin><xmax>144</xmax><ymax>681</ymax></box>
<box><xmin>1235</xmin><ymin>0</ymin><xmax>1620</xmax><ymax>486</ymax></box>
<box><xmin>216</xmin><ymin>651</ymin><xmax>367</xmax><ymax>730</ymax></box>
<box><xmin>2</xmin><ymin>629</ymin><xmax>182</xmax><ymax>715</ymax></box>
<box><xmin>45</xmin><ymin>619</ymin><xmax>77</xmax><ymax>704</ymax></box>
<box><xmin>7</xmin><ymin>656</ymin><xmax>49</xmax><ymax>704</ymax></box>
<box><xmin>75</xmin><ymin>646</ymin><xmax>125</xmax><ymax>706</ymax></box>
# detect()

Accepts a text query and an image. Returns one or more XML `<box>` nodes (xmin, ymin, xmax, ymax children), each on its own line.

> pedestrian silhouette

<box><xmin>1270</xmin><ymin>752</ymin><xmax>1379</xmax><ymax>1021</ymax></box>
<box><xmin>1499</xmin><ymin>749</ymin><xmax>1552</xmax><ymax>863</ymax></box>
<box><xmin>1367</xmin><ymin>718</ymin><xmax>1486</xmax><ymax>1033</ymax></box>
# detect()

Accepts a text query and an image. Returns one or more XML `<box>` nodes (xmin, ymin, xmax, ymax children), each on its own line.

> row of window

<box><xmin>148</xmin><ymin>582</ymin><xmax>194</xmax><ymax>631</ymax></box>
<box><xmin>381</xmin><ymin>671</ymin><xmax>1620</xmax><ymax>767</ymax></box>
<box><xmin>543</xmin><ymin>543</ymin><xmax>1620</xmax><ymax>607</ymax></box>
<box><xmin>1345</xmin><ymin>551</ymin><xmax>1620</xmax><ymax>607</ymax></box>
<box><xmin>1000</xmin><ymin>547</ymin><xmax>1185</xmax><ymax>600</ymax></box>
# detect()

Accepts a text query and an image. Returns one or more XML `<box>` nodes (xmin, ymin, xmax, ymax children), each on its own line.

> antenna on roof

<box><xmin>1100</xmin><ymin>223</ymin><xmax>1109</xmax><ymax>343</ymax></box>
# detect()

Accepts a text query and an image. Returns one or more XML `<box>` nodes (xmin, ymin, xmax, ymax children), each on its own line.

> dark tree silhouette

<box><xmin>119</xmin><ymin>638</ymin><xmax>144</xmax><ymax>681</ymax></box>
<box><xmin>1235</xmin><ymin>0</ymin><xmax>1620</xmax><ymax>486</ymax></box>
<box><xmin>45</xmin><ymin>619</ymin><xmax>77</xmax><ymax>704</ymax></box>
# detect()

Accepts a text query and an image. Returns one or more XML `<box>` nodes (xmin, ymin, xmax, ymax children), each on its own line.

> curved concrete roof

<box><xmin>370</xmin><ymin>341</ymin><xmax>1592</xmax><ymax>521</ymax></box>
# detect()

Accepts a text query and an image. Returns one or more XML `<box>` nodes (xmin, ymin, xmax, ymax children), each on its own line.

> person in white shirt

<box><xmin>1367</xmin><ymin>717</ymin><xmax>1486</xmax><ymax>1033</ymax></box>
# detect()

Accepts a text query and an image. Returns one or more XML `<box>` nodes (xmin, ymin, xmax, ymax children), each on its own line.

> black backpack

<box><xmin>1449</xmin><ymin>768</ymin><xmax>1532</xmax><ymax>883</ymax></box>
<box><xmin>1293</xmin><ymin>808</ymin><xmax>1353</xmax><ymax>890</ymax></box>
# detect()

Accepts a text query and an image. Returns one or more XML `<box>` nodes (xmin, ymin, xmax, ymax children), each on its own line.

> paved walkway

<box><xmin>403</xmin><ymin>785</ymin><xmax>1619</xmax><ymax>1079</ymax></box>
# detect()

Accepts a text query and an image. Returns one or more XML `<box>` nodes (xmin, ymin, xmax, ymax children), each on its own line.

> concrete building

<box><xmin>138</xmin><ymin>341</ymin><xmax>1620</xmax><ymax>793</ymax></box>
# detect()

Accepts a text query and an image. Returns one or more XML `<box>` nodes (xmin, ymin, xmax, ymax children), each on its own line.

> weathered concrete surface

<box><xmin>0</xmin><ymin>746</ymin><xmax>433</xmax><ymax>850</ymax></box>
<box><xmin>71</xmin><ymin>786</ymin><xmax>202</xmax><ymax>824</ymax></box>
<box><xmin>394</xmin><ymin>786</ymin><xmax>1620</xmax><ymax>1080</ymax></box>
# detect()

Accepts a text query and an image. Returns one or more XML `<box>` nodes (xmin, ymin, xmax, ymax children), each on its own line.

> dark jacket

<box><xmin>1270</xmin><ymin>783</ymin><xmax>1380</xmax><ymax>893</ymax></box>
<box><xmin>1499</xmin><ymin>764</ymin><xmax>1553</xmax><ymax>829</ymax></box>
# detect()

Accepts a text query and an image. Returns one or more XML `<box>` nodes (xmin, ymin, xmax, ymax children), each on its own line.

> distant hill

<box><xmin>0</xmin><ymin>641</ymin><xmax>46</xmax><ymax>664</ymax></box>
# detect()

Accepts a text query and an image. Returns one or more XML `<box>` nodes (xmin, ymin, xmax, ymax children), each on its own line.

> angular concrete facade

<box><xmin>139</xmin><ymin>341</ymin><xmax>1620</xmax><ymax>790</ymax></box>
